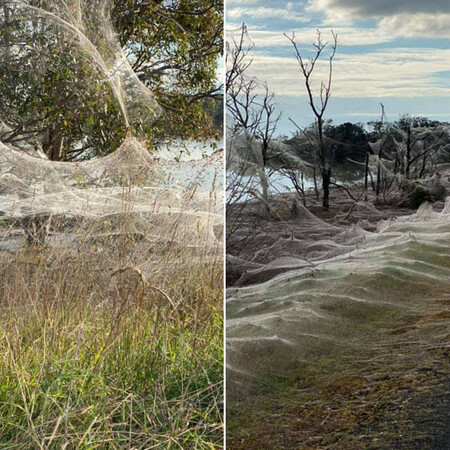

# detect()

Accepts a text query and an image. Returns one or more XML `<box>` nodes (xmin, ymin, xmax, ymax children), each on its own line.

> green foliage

<box><xmin>396</xmin><ymin>114</ymin><xmax>447</xmax><ymax>131</ymax></box>
<box><xmin>113</xmin><ymin>0</ymin><xmax>224</xmax><ymax>144</ymax></box>
<box><xmin>0</xmin><ymin>0</ymin><xmax>223</xmax><ymax>160</ymax></box>
<box><xmin>430</xmin><ymin>182</ymin><xmax>447</xmax><ymax>201</ymax></box>
<box><xmin>406</xmin><ymin>182</ymin><xmax>446</xmax><ymax>209</ymax></box>
<box><xmin>324</xmin><ymin>121</ymin><xmax>370</xmax><ymax>163</ymax></box>
<box><xmin>0</xmin><ymin>6</ymin><xmax>127</xmax><ymax>160</ymax></box>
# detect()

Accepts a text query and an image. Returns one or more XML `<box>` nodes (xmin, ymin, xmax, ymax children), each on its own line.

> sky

<box><xmin>226</xmin><ymin>0</ymin><xmax>450</xmax><ymax>136</ymax></box>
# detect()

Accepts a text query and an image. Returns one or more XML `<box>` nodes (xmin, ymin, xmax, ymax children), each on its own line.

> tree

<box><xmin>0</xmin><ymin>0</ymin><xmax>223</xmax><ymax>160</ymax></box>
<box><xmin>226</xmin><ymin>24</ymin><xmax>280</xmax><ymax>218</ymax></box>
<box><xmin>367</xmin><ymin>112</ymin><xmax>450</xmax><ymax>204</ymax></box>
<box><xmin>285</xmin><ymin>29</ymin><xmax>337</xmax><ymax>210</ymax></box>
<box><xmin>113</xmin><ymin>0</ymin><xmax>223</xmax><ymax>145</ymax></box>
<box><xmin>0</xmin><ymin>1</ymin><xmax>126</xmax><ymax>160</ymax></box>
<box><xmin>324</xmin><ymin>122</ymin><xmax>370</xmax><ymax>163</ymax></box>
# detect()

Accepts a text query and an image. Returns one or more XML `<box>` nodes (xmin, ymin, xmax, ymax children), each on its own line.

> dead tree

<box><xmin>376</xmin><ymin>103</ymin><xmax>387</xmax><ymax>200</ymax></box>
<box><xmin>226</xmin><ymin>24</ymin><xmax>280</xmax><ymax>218</ymax></box>
<box><xmin>285</xmin><ymin>29</ymin><xmax>337</xmax><ymax>210</ymax></box>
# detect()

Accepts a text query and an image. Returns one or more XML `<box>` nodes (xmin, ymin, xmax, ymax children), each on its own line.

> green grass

<box><xmin>0</xmin><ymin>243</ymin><xmax>223</xmax><ymax>448</ymax></box>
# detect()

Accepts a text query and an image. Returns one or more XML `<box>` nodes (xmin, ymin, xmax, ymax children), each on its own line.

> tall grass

<box><xmin>0</xmin><ymin>218</ymin><xmax>223</xmax><ymax>448</ymax></box>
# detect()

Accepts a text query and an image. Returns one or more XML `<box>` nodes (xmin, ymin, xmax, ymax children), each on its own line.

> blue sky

<box><xmin>226</xmin><ymin>0</ymin><xmax>450</xmax><ymax>136</ymax></box>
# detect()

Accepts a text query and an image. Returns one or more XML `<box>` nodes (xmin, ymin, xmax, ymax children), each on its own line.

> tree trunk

<box><xmin>419</xmin><ymin>156</ymin><xmax>427</xmax><ymax>179</ymax></box>
<box><xmin>405</xmin><ymin>126</ymin><xmax>411</xmax><ymax>179</ymax></box>
<box><xmin>369</xmin><ymin>169</ymin><xmax>375</xmax><ymax>191</ymax></box>
<box><xmin>322</xmin><ymin>166</ymin><xmax>331</xmax><ymax>211</ymax></box>
<box><xmin>43</xmin><ymin>124</ymin><xmax>65</xmax><ymax>161</ymax></box>
<box><xmin>393</xmin><ymin>152</ymin><xmax>399</xmax><ymax>175</ymax></box>
<box><xmin>301</xmin><ymin>172</ymin><xmax>306</xmax><ymax>206</ymax></box>
<box><xmin>313</xmin><ymin>167</ymin><xmax>319</xmax><ymax>200</ymax></box>
<box><xmin>364</xmin><ymin>152</ymin><xmax>369</xmax><ymax>201</ymax></box>
<box><xmin>259</xmin><ymin>168</ymin><xmax>270</xmax><ymax>219</ymax></box>
<box><xmin>376</xmin><ymin>147</ymin><xmax>383</xmax><ymax>201</ymax></box>
<box><xmin>317</xmin><ymin>117</ymin><xmax>331</xmax><ymax>211</ymax></box>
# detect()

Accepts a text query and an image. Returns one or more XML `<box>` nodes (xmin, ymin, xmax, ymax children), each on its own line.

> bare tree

<box><xmin>226</xmin><ymin>24</ymin><xmax>281</xmax><ymax>218</ymax></box>
<box><xmin>285</xmin><ymin>29</ymin><xmax>337</xmax><ymax>210</ymax></box>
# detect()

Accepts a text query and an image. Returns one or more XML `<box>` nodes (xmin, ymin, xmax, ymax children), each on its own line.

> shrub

<box><xmin>406</xmin><ymin>182</ymin><xmax>446</xmax><ymax>209</ymax></box>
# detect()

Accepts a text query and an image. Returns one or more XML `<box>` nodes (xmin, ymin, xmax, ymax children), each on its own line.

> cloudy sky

<box><xmin>226</xmin><ymin>0</ymin><xmax>450</xmax><ymax>135</ymax></box>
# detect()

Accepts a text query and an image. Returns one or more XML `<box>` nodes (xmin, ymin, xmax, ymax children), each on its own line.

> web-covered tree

<box><xmin>367</xmin><ymin>114</ymin><xmax>450</xmax><ymax>205</ymax></box>
<box><xmin>226</xmin><ymin>24</ymin><xmax>281</xmax><ymax>218</ymax></box>
<box><xmin>114</xmin><ymin>0</ymin><xmax>223</xmax><ymax>145</ymax></box>
<box><xmin>0</xmin><ymin>0</ymin><xmax>223</xmax><ymax>160</ymax></box>
<box><xmin>0</xmin><ymin>0</ymin><xmax>127</xmax><ymax>160</ymax></box>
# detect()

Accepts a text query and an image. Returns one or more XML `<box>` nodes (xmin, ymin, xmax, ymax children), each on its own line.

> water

<box><xmin>227</xmin><ymin>171</ymin><xmax>316</xmax><ymax>203</ymax></box>
<box><xmin>156</xmin><ymin>140</ymin><xmax>223</xmax><ymax>191</ymax></box>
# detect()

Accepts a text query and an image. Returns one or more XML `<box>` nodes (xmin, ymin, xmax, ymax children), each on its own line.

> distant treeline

<box><xmin>286</xmin><ymin>116</ymin><xmax>449</xmax><ymax>165</ymax></box>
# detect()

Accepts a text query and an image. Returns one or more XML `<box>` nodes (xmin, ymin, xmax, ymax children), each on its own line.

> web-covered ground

<box><xmin>227</xmin><ymin>177</ymin><xmax>450</xmax><ymax>448</ymax></box>
<box><xmin>0</xmin><ymin>137</ymin><xmax>222</xmax><ymax>263</ymax></box>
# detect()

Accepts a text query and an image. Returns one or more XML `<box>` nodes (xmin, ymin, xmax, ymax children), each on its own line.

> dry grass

<box><xmin>0</xmin><ymin>220</ymin><xmax>223</xmax><ymax>448</ymax></box>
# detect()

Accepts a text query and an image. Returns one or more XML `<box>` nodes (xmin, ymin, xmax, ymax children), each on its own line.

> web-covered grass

<box><xmin>227</xmin><ymin>199</ymin><xmax>450</xmax><ymax>448</ymax></box>
<box><xmin>0</xmin><ymin>0</ymin><xmax>224</xmax><ymax>446</ymax></box>
<box><xmin>0</xmin><ymin>119</ymin><xmax>223</xmax><ymax>449</ymax></box>
<box><xmin>0</xmin><ymin>239</ymin><xmax>223</xmax><ymax>448</ymax></box>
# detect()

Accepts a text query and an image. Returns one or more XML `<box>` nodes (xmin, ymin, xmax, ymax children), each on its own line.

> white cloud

<box><xmin>236</xmin><ymin>27</ymin><xmax>395</xmax><ymax>48</ymax></box>
<box><xmin>307</xmin><ymin>0</ymin><xmax>450</xmax><ymax>39</ymax></box>
<box><xmin>226</xmin><ymin>0</ymin><xmax>260</xmax><ymax>4</ymax></box>
<box><xmin>227</xmin><ymin>17</ymin><xmax>450</xmax><ymax>49</ymax></box>
<box><xmin>244</xmin><ymin>48</ymin><xmax>450</xmax><ymax>99</ymax></box>
<box><xmin>378</xmin><ymin>13</ymin><xmax>450</xmax><ymax>39</ymax></box>
<box><xmin>227</xmin><ymin>6</ymin><xmax>307</xmax><ymax>22</ymax></box>
<box><xmin>307</xmin><ymin>0</ymin><xmax>450</xmax><ymax>17</ymax></box>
